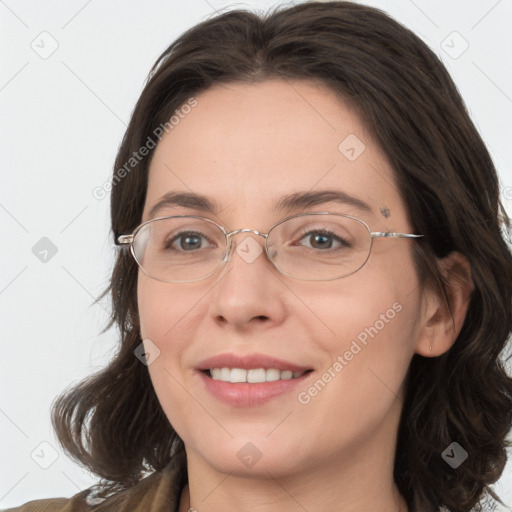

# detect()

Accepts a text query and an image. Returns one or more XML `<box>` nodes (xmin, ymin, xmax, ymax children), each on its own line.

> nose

<box><xmin>208</xmin><ymin>230</ymin><xmax>287</xmax><ymax>331</ymax></box>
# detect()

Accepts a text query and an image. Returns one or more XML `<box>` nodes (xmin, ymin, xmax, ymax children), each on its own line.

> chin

<box><xmin>186</xmin><ymin>434</ymin><xmax>312</xmax><ymax>479</ymax></box>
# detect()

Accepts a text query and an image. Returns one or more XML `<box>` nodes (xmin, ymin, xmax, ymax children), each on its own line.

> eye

<box><xmin>165</xmin><ymin>231</ymin><xmax>215</xmax><ymax>251</ymax></box>
<box><xmin>294</xmin><ymin>228</ymin><xmax>352</xmax><ymax>250</ymax></box>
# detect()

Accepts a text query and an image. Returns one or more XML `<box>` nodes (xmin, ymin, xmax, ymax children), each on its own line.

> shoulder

<box><xmin>1</xmin><ymin>494</ymin><xmax>89</xmax><ymax>512</ymax></box>
<box><xmin>2</xmin><ymin>454</ymin><xmax>186</xmax><ymax>512</ymax></box>
<box><xmin>438</xmin><ymin>490</ymin><xmax>510</xmax><ymax>512</ymax></box>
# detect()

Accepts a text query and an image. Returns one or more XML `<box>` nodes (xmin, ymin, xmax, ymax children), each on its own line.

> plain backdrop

<box><xmin>1</xmin><ymin>0</ymin><xmax>511</xmax><ymax>509</ymax></box>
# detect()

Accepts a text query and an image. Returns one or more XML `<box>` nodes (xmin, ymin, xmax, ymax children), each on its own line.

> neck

<box><xmin>179</xmin><ymin>481</ymin><xmax>408</xmax><ymax>512</ymax></box>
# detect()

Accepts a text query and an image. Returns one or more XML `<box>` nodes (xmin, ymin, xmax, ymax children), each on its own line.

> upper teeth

<box><xmin>210</xmin><ymin>368</ymin><xmax>305</xmax><ymax>383</ymax></box>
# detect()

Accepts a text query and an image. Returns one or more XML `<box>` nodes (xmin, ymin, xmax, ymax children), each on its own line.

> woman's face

<box><xmin>137</xmin><ymin>79</ymin><xmax>429</xmax><ymax>479</ymax></box>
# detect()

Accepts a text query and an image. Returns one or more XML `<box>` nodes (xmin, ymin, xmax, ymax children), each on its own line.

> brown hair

<box><xmin>51</xmin><ymin>2</ymin><xmax>512</xmax><ymax>511</ymax></box>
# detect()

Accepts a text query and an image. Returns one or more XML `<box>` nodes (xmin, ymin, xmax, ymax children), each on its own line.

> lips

<box><xmin>196</xmin><ymin>353</ymin><xmax>312</xmax><ymax>373</ymax></box>
<box><xmin>195</xmin><ymin>353</ymin><xmax>314</xmax><ymax>407</ymax></box>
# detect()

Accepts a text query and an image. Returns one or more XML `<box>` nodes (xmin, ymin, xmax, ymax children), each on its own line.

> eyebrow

<box><xmin>148</xmin><ymin>189</ymin><xmax>372</xmax><ymax>219</ymax></box>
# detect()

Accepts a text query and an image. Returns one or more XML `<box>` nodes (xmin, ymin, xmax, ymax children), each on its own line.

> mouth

<box><xmin>202</xmin><ymin>368</ymin><xmax>314</xmax><ymax>383</ymax></box>
<box><xmin>195</xmin><ymin>353</ymin><xmax>315</xmax><ymax>406</ymax></box>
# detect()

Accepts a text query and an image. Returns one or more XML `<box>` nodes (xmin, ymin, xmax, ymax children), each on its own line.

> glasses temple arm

<box><xmin>370</xmin><ymin>232</ymin><xmax>423</xmax><ymax>239</ymax></box>
<box><xmin>115</xmin><ymin>234</ymin><xmax>134</xmax><ymax>246</ymax></box>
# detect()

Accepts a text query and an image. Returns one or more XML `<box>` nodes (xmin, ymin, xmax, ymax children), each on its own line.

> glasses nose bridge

<box><xmin>225</xmin><ymin>227</ymin><xmax>269</xmax><ymax>252</ymax></box>
<box><xmin>226</xmin><ymin>227</ymin><xmax>269</xmax><ymax>240</ymax></box>
<box><xmin>222</xmin><ymin>227</ymin><xmax>270</xmax><ymax>265</ymax></box>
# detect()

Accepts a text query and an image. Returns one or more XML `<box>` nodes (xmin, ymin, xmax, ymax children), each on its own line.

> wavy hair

<box><xmin>51</xmin><ymin>2</ymin><xmax>512</xmax><ymax>511</ymax></box>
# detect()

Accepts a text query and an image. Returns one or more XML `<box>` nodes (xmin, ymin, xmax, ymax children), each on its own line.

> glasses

<box><xmin>116</xmin><ymin>212</ymin><xmax>423</xmax><ymax>283</ymax></box>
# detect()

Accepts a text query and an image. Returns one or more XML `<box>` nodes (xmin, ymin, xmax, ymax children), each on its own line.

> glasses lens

<box><xmin>132</xmin><ymin>217</ymin><xmax>226</xmax><ymax>282</ymax></box>
<box><xmin>267</xmin><ymin>213</ymin><xmax>371</xmax><ymax>280</ymax></box>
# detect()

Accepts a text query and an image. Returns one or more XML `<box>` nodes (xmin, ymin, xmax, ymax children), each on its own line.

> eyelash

<box><xmin>293</xmin><ymin>227</ymin><xmax>351</xmax><ymax>250</ymax></box>
<box><xmin>165</xmin><ymin>227</ymin><xmax>351</xmax><ymax>252</ymax></box>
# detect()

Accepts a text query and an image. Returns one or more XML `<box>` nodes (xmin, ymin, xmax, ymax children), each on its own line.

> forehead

<box><xmin>144</xmin><ymin>79</ymin><xmax>405</xmax><ymax>226</ymax></box>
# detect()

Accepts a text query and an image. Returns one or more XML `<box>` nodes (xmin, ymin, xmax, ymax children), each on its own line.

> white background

<box><xmin>1</xmin><ymin>0</ymin><xmax>511</xmax><ymax>509</ymax></box>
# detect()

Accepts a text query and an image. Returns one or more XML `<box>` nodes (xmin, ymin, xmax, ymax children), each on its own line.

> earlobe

<box><xmin>416</xmin><ymin>251</ymin><xmax>474</xmax><ymax>357</ymax></box>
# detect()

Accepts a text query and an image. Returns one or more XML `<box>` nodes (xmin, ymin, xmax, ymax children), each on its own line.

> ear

<box><xmin>415</xmin><ymin>251</ymin><xmax>474</xmax><ymax>357</ymax></box>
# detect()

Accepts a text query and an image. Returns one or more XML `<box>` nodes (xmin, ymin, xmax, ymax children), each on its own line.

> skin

<box><xmin>137</xmin><ymin>79</ymin><xmax>473</xmax><ymax>512</ymax></box>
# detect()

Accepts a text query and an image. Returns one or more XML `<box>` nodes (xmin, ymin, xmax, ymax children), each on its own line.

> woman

<box><xmin>6</xmin><ymin>1</ymin><xmax>512</xmax><ymax>511</ymax></box>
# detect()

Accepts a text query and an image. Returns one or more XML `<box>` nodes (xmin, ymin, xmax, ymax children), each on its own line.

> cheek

<box><xmin>137</xmin><ymin>273</ymin><xmax>200</xmax><ymax>341</ymax></box>
<box><xmin>136</xmin><ymin>275</ymin><xmax>194</xmax><ymax>392</ymax></box>
<box><xmin>290</xmin><ymin>270</ymin><xmax>421</xmax><ymax>451</ymax></box>
<box><xmin>136</xmin><ymin>274</ymin><xmax>200</xmax><ymax>434</ymax></box>
<box><xmin>313</xmin><ymin>285</ymin><xmax>414</xmax><ymax>382</ymax></box>
<box><xmin>308</xmin><ymin>247</ymin><xmax>422</xmax><ymax>391</ymax></box>
<box><xmin>310</xmin><ymin>255</ymin><xmax>418</xmax><ymax>345</ymax></box>
<box><xmin>137</xmin><ymin>281</ymin><xmax>168</xmax><ymax>340</ymax></box>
